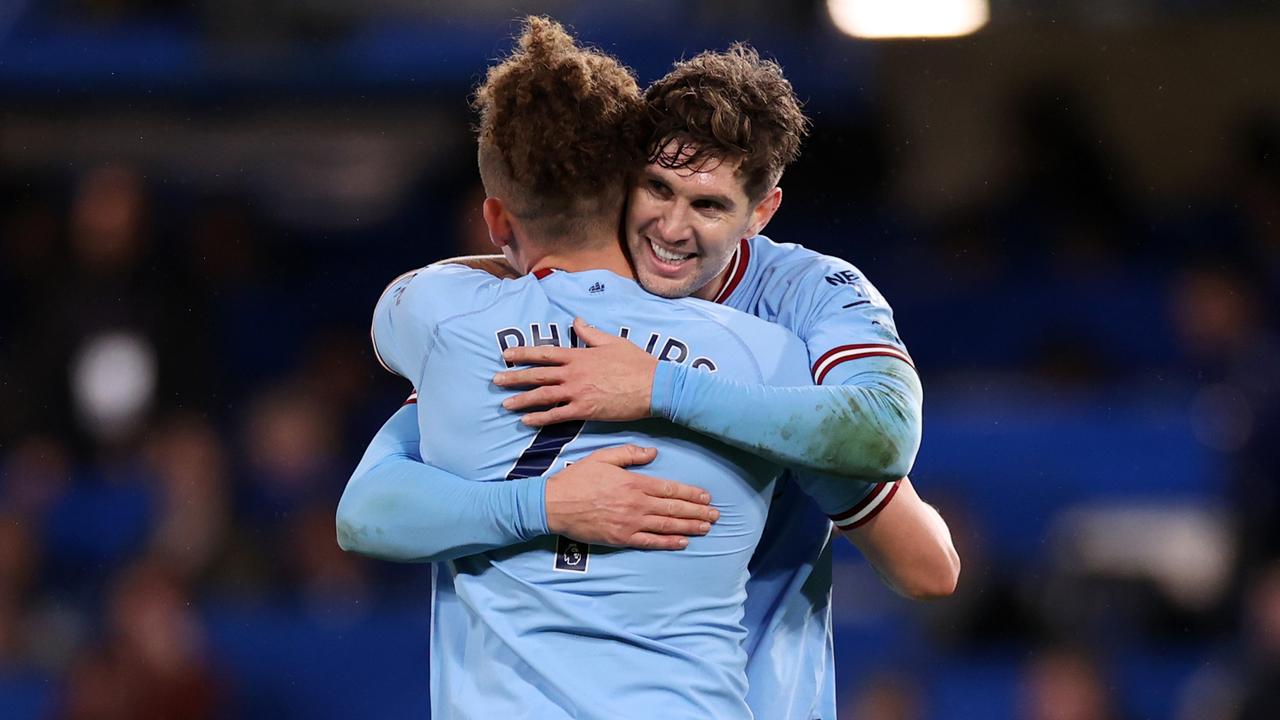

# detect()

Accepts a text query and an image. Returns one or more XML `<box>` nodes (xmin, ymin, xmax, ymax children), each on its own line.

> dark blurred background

<box><xmin>1</xmin><ymin>1</ymin><xmax>1279</xmax><ymax>718</ymax></box>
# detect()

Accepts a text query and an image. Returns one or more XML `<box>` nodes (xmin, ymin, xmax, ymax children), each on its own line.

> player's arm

<box><xmin>336</xmin><ymin>401</ymin><xmax>720</xmax><ymax>560</ymax></box>
<box><xmin>843</xmin><ymin>478</ymin><xmax>960</xmax><ymax>599</ymax></box>
<box><xmin>651</xmin><ymin>353</ymin><xmax>920</xmax><ymax>481</ymax></box>
<box><xmin>739</xmin><ymin>330</ymin><xmax>953</xmax><ymax>598</ymax></box>
<box><xmin>336</xmin><ymin>401</ymin><xmax>547</xmax><ymax>562</ymax></box>
<box><xmin>343</xmin><ymin>263</ymin><xmax>527</xmax><ymax>561</ymax></box>
<box><xmin>783</xmin><ymin>464</ymin><xmax>958</xmax><ymax>598</ymax></box>
<box><xmin>495</xmin><ymin>320</ymin><xmax>921</xmax><ymax>481</ymax></box>
<box><xmin>495</xmin><ymin>256</ymin><xmax>922</xmax><ymax>480</ymax></box>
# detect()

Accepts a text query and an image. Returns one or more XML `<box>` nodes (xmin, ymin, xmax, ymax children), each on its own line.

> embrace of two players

<box><xmin>336</xmin><ymin>16</ymin><xmax>959</xmax><ymax>720</ymax></box>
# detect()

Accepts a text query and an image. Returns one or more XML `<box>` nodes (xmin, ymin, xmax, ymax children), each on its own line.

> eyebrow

<box><xmin>693</xmin><ymin>193</ymin><xmax>736</xmax><ymax>210</ymax></box>
<box><xmin>644</xmin><ymin>169</ymin><xmax>737</xmax><ymax>210</ymax></box>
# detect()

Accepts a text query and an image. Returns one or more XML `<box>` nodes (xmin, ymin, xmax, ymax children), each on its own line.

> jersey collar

<box><xmin>711</xmin><ymin>238</ymin><xmax>751</xmax><ymax>304</ymax></box>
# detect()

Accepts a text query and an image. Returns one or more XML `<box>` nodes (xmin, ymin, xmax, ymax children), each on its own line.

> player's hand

<box><xmin>494</xmin><ymin>318</ymin><xmax>657</xmax><ymax>426</ymax></box>
<box><xmin>431</xmin><ymin>254</ymin><xmax>519</xmax><ymax>279</ymax></box>
<box><xmin>544</xmin><ymin>445</ymin><xmax>718</xmax><ymax>550</ymax></box>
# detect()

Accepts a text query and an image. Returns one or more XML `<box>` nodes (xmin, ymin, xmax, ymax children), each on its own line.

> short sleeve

<box><xmin>791</xmin><ymin>470</ymin><xmax>901</xmax><ymax>530</ymax></box>
<box><xmin>780</xmin><ymin>257</ymin><xmax>916</xmax><ymax>386</ymax></box>
<box><xmin>371</xmin><ymin>264</ymin><xmax>499</xmax><ymax>387</ymax></box>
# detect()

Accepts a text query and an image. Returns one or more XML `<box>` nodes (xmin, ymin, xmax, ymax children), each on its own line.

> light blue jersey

<box><xmin>343</xmin><ymin>235</ymin><xmax>920</xmax><ymax>719</ymax></box>
<box><xmin>712</xmin><ymin>235</ymin><xmax>915</xmax><ymax>720</ymax></box>
<box><xmin>371</xmin><ymin>264</ymin><xmax>813</xmax><ymax>720</ymax></box>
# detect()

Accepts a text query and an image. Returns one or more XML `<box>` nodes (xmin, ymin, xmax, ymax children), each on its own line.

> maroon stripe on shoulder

<box><xmin>532</xmin><ymin>268</ymin><xmax>556</xmax><ymax>280</ymax></box>
<box><xmin>402</xmin><ymin>393</ymin><xmax>418</xmax><ymax>406</ymax></box>
<box><xmin>712</xmin><ymin>238</ymin><xmax>751</xmax><ymax>304</ymax></box>
<box><xmin>811</xmin><ymin>343</ymin><xmax>909</xmax><ymax>372</ymax></box>
<box><xmin>815</xmin><ymin>352</ymin><xmax>914</xmax><ymax>384</ymax></box>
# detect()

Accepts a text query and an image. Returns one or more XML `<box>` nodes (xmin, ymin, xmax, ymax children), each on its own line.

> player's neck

<box><xmin>528</xmin><ymin>240</ymin><xmax>635</xmax><ymax>280</ymax></box>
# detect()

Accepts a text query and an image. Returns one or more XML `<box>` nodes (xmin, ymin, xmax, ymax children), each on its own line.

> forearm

<box><xmin>335</xmin><ymin>406</ymin><xmax>548</xmax><ymax>563</ymax></box>
<box><xmin>651</xmin><ymin>357</ymin><xmax>922</xmax><ymax>480</ymax></box>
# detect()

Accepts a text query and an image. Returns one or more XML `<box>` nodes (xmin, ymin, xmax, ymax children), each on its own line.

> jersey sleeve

<box><xmin>370</xmin><ymin>264</ymin><xmax>500</xmax><ymax>386</ymax></box>
<box><xmin>790</xmin><ymin>470</ymin><xmax>901</xmax><ymax>531</ymax></box>
<box><xmin>370</xmin><ymin>267</ymin><xmax>431</xmax><ymax>382</ymax></box>
<box><xmin>335</xmin><ymin>400</ymin><xmax>549</xmax><ymax>563</ymax></box>
<box><xmin>650</xmin><ymin>245</ymin><xmax>923</xmax><ymax>503</ymax></box>
<box><xmin>780</xmin><ymin>255</ymin><xmax>918</xmax><ymax>521</ymax></box>
<box><xmin>780</xmin><ymin>256</ymin><xmax>916</xmax><ymax>386</ymax></box>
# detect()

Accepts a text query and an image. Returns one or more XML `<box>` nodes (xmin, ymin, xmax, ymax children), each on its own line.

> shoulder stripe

<box><xmin>812</xmin><ymin>343</ymin><xmax>914</xmax><ymax>384</ymax></box>
<box><xmin>403</xmin><ymin>392</ymin><xmax>418</xmax><ymax>406</ymax></box>
<box><xmin>712</xmin><ymin>238</ymin><xmax>751</xmax><ymax>304</ymax></box>
<box><xmin>371</xmin><ymin>268</ymin><xmax>422</xmax><ymax>375</ymax></box>
<box><xmin>830</xmin><ymin>480</ymin><xmax>900</xmax><ymax>530</ymax></box>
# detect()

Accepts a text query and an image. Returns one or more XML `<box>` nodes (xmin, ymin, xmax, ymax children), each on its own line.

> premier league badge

<box><xmin>554</xmin><ymin>535</ymin><xmax>590</xmax><ymax>573</ymax></box>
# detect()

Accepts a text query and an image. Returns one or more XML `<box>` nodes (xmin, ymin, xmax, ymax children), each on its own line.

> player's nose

<box><xmin>655</xmin><ymin>204</ymin><xmax>695</xmax><ymax>245</ymax></box>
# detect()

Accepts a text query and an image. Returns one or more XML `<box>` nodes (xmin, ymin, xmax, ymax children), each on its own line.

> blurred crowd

<box><xmin>3</xmin><ymin>3</ymin><xmax>1280</xmax><ymax>719</ymax></box>
<box><xmin>0</xmin><ymin>163</ymin><xmax>404</xmax><ymax>717</ymax></box>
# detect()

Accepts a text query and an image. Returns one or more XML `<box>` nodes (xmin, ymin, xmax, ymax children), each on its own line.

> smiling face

<box><xmin>625</xmin><ymin>144</ymin><xmax>780</xmax><ymax>300</ymax></box>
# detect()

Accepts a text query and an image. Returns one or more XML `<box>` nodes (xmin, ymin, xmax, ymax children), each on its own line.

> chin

<box><xmin>638</xmin><ymin>278</ymin><xmax>688</xmax><ymax>299</ymax></box>
<box><xmin>636</xmin><ymin>271</ymin><xmax>693</xmax><ymax>299</ymax></box>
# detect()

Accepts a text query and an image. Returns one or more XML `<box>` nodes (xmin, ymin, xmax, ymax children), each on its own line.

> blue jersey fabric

<box><xmin>344</xmin><ymin>235</ymin><xmax>917</xmax><ymax>719</ymax></box>
<box><xmin>715</xmin><ymin>236</ymin><xmax>910</xmax><ymax>379</ymax></box>
<box><xmin>371</xmin><ymin>264</ymin><xmax>813</xmax><ymax>720</ymax></box>
<box><xmin>716</xmin><ymin>235</ymin><xmax>915</xmax><ymax>720</ymax></box>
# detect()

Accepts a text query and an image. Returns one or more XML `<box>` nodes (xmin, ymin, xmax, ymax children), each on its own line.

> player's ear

<box><xmin>746</xmin><ymin>186</ymin><xmax>782</xmax><ymax>238</ymax></box>
<box><xmin>482</xmin><ymin>197</ymin><xmax>515</xmax><ymax>250</ymax></box>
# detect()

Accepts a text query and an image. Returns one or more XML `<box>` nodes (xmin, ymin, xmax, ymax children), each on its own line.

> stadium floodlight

<box><xmin>827</xmin><ymin>0</ymin><xmax>989</xmax><ymax>39</ymax></box>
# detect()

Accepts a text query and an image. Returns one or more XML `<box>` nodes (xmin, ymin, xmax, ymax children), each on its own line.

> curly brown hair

<box><xmin>472</xmin><ymin>17</ymin><xmax>644</xmax><ymax>242</ymax></box>
<box><xmin>643</xmin><ymin>44</ymin><xmax>810</xmax><ymax>202</ymax></box>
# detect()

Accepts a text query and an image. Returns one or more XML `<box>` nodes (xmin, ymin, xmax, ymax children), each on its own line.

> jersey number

<box><xmin>506</xmin><ymin>421</ymin><xmax>591</xmax><ymax>573</ymax></box>
<box><xmin>505</xmin><ymin>420</ymin><xmax>585</xmax><ymax>480</ymax></box>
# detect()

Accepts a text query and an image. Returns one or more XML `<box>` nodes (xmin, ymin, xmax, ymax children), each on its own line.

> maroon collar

<box><xmin>711</xmin><ymin>238</ymin><xmax>751</xmax><ymax>304</ymax></box>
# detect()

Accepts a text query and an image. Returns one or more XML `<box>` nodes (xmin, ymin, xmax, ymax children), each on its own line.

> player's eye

<box><xmin>693</xmin><ymin>200</ymin><xmax>724</xmax><ymax>212</ymax></box>
<box><xmin>647</xmin><ymin>179</ymin><xmax>670</xmax><ymax>197</ymax></box>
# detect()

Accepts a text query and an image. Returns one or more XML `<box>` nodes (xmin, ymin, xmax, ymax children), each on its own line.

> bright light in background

<box><xmin>827</xmin><ymin>0</ymin><xmax>989</xmax><ymax>39</ymax></box>
<box><xmin>72</xmin><ymin>331</ymin><xmax>157</xmax><ymax>441</ymax></box>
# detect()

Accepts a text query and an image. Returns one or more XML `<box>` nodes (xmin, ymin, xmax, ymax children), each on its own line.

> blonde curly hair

<box><xmin>473</xmin><ymin>17</ymin><xmax>644</xmax><ymax>242</ymax></box>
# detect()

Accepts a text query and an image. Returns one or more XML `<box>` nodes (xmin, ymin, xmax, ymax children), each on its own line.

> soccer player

<box><xmin>338</xmin><ymin>31</ymin><xmax>959</xmax><ymax>720</ymax></box>
<box><xmin>499</xmin><ymin>47</ymin><xmax>959</xmax><ymax>719</ymax></box>
<box><xmin>340</xmin><ymin>18</ymin><xmax>878</xmax><ymax>719</ymax></box>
